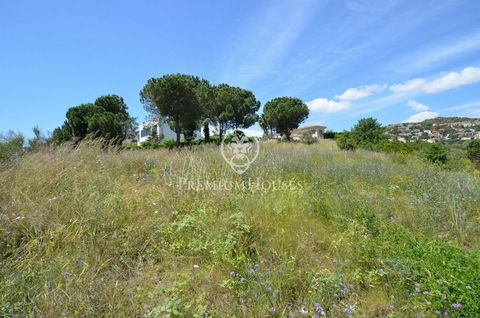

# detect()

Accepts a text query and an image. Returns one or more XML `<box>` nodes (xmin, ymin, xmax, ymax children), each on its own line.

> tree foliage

<box><xmin>212</xmin><ymin>84</ymin><xmax>260</xmax><ymax>139</ymax></box>
<box><xmin>140</xmin><ymin>74</ymin><xmax>206</xmax><ymax>146</ymax></box>
<box><xmin>28</xmin><ymin>126</ymin><xmax>47</xmax><ymax>151</ymax></box>
<box><xmin>323</xmin><ymin>130</ymin><xmax>336</xmax><ymax>139</ymax></box>
<box><xmin>466</xmin><ymin>139</ymin><xmax>480</xmax><ymax>166</ymax></box>
<box><xmin>350</xmin><ymin>117</ymin><xmax>386</xmax><ymax>148</ymax></box>
<box><xmin>52</xmin><ymin>95</ymin><xmax>134</xmax><ymax>145</ymax></box>
<box><xmin>262</xmin><ymin>97</ymin><xmax>309</xmax><ymax>140</ymax></box>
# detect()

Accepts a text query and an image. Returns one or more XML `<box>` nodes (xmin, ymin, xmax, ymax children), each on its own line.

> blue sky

<box><xmin>1</xmin><ymin>0</ymin><xmax>480</xmax><ymax>138</ymax></box>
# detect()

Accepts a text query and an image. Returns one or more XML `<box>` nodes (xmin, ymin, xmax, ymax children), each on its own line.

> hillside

<box><xmin>1</xmin><ymin>142</ymin><xmax>479</xmax><ymax>317</ymax></box>
<box><xmin>386</xmin><ymin>117</ymin><xmax>480</xmax><ymax>144</ymax></box>
<box><xmin>421</xmin><ymin>117</ymin><xmax>479</xmax><ymax>125</ymax></box>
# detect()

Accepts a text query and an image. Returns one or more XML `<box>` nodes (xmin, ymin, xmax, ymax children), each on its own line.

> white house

<box><xmin>265</xmin><ymin>125</ymin><xmax>326</xmax><ymax>141</ymax></box>
<box><xmin>136</xmin><ymin>118</ymin><xmax>200</xmax><ymax>145</ymax></box>
<box><xmin>290</xmin><ymin>125</ymin><xmax>326</xmax><ymax>141</ymax></box>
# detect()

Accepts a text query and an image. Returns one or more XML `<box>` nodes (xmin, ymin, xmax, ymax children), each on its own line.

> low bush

<box><xmin>0</xmin><ymin>132</ymin><xmax>24</xmax><ymax>168</ymax></box>
<box><xmin>466</xmin><ymin>139</ymin><xmax>480</xmax><ymax>167</ymax></box>
<box><xmin>424</xmin><ymin>142</ymin><xmax>449</xmax><ymax>165</ymax></box>
<box><xmin>336</xmin><ymin>132</ymin><xmax>357</xmax><ymax>151</ymax></box>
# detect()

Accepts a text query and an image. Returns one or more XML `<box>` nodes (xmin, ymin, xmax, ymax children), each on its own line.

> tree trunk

<box><xmin>219</xmin><ymin>123</ymin><xmax>224</xmax><ymax>142</ymax></box>
<box><xmin>203</xmin><ymin>123</ymin><xmax>210</xmax><ymax>143</ymax></box>
<box><xmin>175</xmin><ymin>120</ymin><xmax>181</xmax><ymax>147</ymax></box>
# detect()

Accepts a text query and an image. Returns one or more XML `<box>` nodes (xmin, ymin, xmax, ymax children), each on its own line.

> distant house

<box><xmin>135</xmin><ymin>118</ymin><xmax>200</xmax><ymax>145</ymax></box>
<box><xmin>290</xmin><ymin>125</ymin><xmax>326</xmax><ymax>141</ymax></box>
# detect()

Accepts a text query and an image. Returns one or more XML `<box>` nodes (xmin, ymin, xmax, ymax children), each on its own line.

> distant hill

<box><xmin>386</xmin><ymin>117</ymin><xmax>480</xmax><ymax>144</ymax></box>
<box><xmin>421</xmin><ymin>116</ymin><xmax>480</xmax><ymax>125</ymax></box>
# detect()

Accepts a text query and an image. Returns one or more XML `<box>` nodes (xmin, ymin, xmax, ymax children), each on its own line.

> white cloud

<box><xmin>407</xmin><ymin>100</ymin><xmax>429</xmax><ymax>112</ymax></box>
<box><xmin>402</xmin><ymin>111</ymin><xmax>439</xmax><ymax>123</ymax></box>
<box><xmin>390</xmin><ymin>67</ymin><xmax>480</xmax><ymax>94</ymax></box>
<box><xmin>306</xmin><ymin>98</ymin><xmax>351</xmax><ymax>113</ymax></box>
<box><xmin>423</xmin><ymin>67</ymin><xmax>480</xmax><ymax>93</ymax></box>
<box><xmin>390</xmin><ymin>78</ymin><xmax>426</xmax><ymax>94</ymax></box>
<box><xmin>336</xmin><ymin>84</ymin><xmax>386</xmax><ymax>101</ymax></box>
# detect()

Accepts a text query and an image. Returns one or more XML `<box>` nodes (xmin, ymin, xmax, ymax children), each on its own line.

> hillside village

<box><xmin>386</xmin><ymin>117</ymin><xmax>480</xmax><ymax>144</ymax></box>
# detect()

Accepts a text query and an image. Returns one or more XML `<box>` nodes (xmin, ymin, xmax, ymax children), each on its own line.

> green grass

<box><xmin>1</xmin><ymin>141</ymin><xmax>479</xmax><ymax>317</ymax></box>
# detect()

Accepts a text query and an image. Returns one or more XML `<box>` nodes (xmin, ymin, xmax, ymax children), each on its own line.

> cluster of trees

<box><xmin>138</xmin><ymin>73</ymin><xmax>310</xmax><ymax>147</ymax></box>
<box><xmin>139</xmin><ymin>74</ymin><xmax>262</xmax><ymax>146</ymax></box>
<box><xmin>51</xmin><ymin>95</ymin><xmax>135</xmax><ymax>145</ymax></box>
<box><xmin>45</xmin><ymin>74</ymin><xmax>310</xmax><ymax>148</ymax></box>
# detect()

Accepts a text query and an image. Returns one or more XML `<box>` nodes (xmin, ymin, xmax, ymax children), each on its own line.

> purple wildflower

<box><xmin>451</xmin><ymin>303</ymin><xmax>461</xmax><ymax>309</ymax></box>
<box><xmin>314</xmin><ymin>303</ymin><xmax>326</xmax><ymax>316</ymax></box>
<box><xmin>344</xmin><ymin>305</ymin><xmax>353</xmax><ymax>316</ymax></box>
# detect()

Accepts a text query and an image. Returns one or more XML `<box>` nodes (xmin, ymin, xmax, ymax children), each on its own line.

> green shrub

<box><xmin>323</xmin><ymin>130</ymin><xmax>336</xmax><ymax>139</ymax></box>
<box><xmin>223</xmin><ymin>130</ymin><xmax>255</xmax><ymax>144</ymax></box>
<box><xmin>0</xmin><ymin>132</ymin><xmax>24</xmax><ymax>168</ymax></box>
<box><xmin>123</xmin><ymin>143</ymin><xmax>141</xmax><ymax>150</ymax></box>
<box><xmin>424</xmin><ymin>143</ymin><xmax>449</xmax><ymax>165</ymax></box>
<box><xmin>161</xmin><ymin>139</ymin><xmax>176</xmax><ymax>150</ymax></box>
<box><xmin>350</xmin><ymin>117</ymin><xmax>386</xmax><ymax>149</ymax></box>
<box><xmin>300</xmin><ymin>131</ymin><xmax>315</xmax><ymax>145</ymax></box>
<box><xmin>375</xmin><ymin>139</ymin><xmax>414</xmax><ymax>155</ymax></box>
<box><xmin>336</xmin><ymin>132</ymin><xmax>357</xmax><ymax>151</ymax></box>
<box><xmin>446</xmin><ymin>152</ymin><xmax>476</xmax><ymax>172</ymax></box>
<box><xmin>466</xmin><ymin>139</ymin><xmax>480</xmax><ymax>167</ymax></box>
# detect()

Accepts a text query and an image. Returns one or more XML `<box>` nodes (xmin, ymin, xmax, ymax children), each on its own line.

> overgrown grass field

<box><xmin>1</xmin><ymin>141</ymin><xmax>479</xmax><ymax>317</ymax></box>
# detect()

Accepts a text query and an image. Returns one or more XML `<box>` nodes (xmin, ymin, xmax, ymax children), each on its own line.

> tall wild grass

<box><xmin>1</xmin><ymin>141</ymin><xmax>479</xmax><ymax>317</ymax></box>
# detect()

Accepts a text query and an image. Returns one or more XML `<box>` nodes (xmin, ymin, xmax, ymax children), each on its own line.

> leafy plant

<box><xmin>424</xmin><ymin>142</ymin><xmax>449</xmax><ymax>164</ymax></box>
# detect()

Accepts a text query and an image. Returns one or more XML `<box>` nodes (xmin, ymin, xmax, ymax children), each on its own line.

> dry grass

<box><xmin>1</xmin><ymin>140</ymin><xmax>479</xmax><ymax>317</ymax></box>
